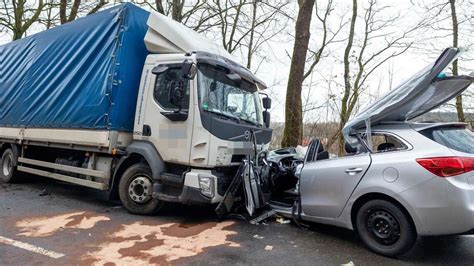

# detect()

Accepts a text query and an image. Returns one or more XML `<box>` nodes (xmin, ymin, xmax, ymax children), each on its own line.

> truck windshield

<box><xmin>197</xmin><ymin>64</ymin><xmax>263</xmax><ymax>126</ymax></box>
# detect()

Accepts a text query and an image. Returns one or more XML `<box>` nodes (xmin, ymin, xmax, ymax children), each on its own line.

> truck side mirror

<box><xmin>169</xmin><ymin>80</ymin><xmax>185</xmax><ymax>112</ymax></box>
<box><xmin>262</xmin><ymin>97</ymin><xmax>271</xmax><ymax>110</ymax></box>
<box><xmin>181</xmin><ymin>59</ymin><xmax>197</xmax><ymax>79</ymax></box>
<box><xmin>263</xmin><ymin>110</ymin><xmax>271</xmax><ymax>128</ymax></box>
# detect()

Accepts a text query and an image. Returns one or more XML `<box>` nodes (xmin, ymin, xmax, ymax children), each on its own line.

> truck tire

<box><xmin>0</xmin><ymin>148</ymin><xmax>18</xmax><ymax>183</ymax></box>
<box><xmin>118</xmin><ymin>163</ymin><xmax>164</xmax><ymax>215</ymax></box>
<box><xmin>356</xmin><ymin>199</ymin><xmax>417</xmax><ymax>257</ymax></box>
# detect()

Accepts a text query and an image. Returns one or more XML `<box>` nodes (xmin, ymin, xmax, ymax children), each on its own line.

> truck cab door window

<box><xmin>153</xmin><ymin>67</ymin><xmax>190</xmax><ymax>111</ymax></box>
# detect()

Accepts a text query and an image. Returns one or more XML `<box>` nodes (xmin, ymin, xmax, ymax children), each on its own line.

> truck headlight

<box><xmin>198</xmin><ymin>175</ymin><xmax>215</xmax><ymax>198</ymax></box>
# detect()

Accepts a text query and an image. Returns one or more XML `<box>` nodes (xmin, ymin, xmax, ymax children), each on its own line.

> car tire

<box><xmin>118</xmin><ymin>163</ymin><xmax>164</xmax><ymax>215</ymax></box>
<box><xmin>356</xmin><ymin>199</ymin><xmax>417</xmax><ymax>257</ymax></box>
<box><xmin>0</xmin><ymin>148</ymin><xmax>19</xmax><ymax>183</ymax></box>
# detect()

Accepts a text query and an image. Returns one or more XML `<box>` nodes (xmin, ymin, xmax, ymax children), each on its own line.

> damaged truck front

<box><xmin>0</xmin><ymin>3</ymin><xmax>272</xmax><ymax>215</ymax></box>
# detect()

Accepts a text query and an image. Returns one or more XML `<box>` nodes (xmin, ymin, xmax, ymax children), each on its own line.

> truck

<box><xmin>0</xmin><ymin>3</ymin><xmax>272</xmax><ymax>215</ymax></box>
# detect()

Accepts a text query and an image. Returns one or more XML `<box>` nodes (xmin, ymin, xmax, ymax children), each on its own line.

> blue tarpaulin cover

<box><xmin>0</xmin><ymin>3</ymin><xmax>149</xmax><ymax>132</ymax></box>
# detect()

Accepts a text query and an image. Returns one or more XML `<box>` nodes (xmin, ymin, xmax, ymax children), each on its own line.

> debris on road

<box><xmin>264</xmin><ymin>245</ymin><xmax>273</xmax><ymax>251</ymax></box>
<box><xmin>250</xmin><ymin>209</ymin><xmax>276</xmax><ymax>225</ymax></box>
<box><xmin>276</xmin><ymin>217</ymin><xmax>290</xmax><ymax>224</ymax></box>
<box><xmin>253</xmin><ymin>234</ymin><xmax>264</xmax><ymax>239</ymax></box>
<box><xmin>38</xmin><ymin>189</ymin><xmax>49</xmax><ymax>196</ymax></box>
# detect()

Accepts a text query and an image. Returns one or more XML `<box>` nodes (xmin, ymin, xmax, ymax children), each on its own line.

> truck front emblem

<box><xmin>244</xmin><ymin>130</ymin><xmax>251</xmax><ymax>140</ymax></box>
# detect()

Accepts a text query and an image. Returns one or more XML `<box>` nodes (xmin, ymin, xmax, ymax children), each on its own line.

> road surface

<box><xmin>1</xmin><ymin>176</ymin><xmax>473</xmax><ymax>265</ymax></box>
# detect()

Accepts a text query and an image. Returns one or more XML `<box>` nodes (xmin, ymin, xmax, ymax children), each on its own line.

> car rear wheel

<box><xmin>0</xmin><ymin>148</ymin><xmax>18</xmax><ymax>183</ymax></box>
<box><xmin>118</xmin><ymin>163</ymin><xmax>164</xmax><ymax>215</ymax></box>
<box><xmin>356</xmin><ymin>199</ymin><xmax>417</xmax><ymax>257</ymax></box>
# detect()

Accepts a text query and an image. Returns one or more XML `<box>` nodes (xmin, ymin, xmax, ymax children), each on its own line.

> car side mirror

<box><xmin>262</xmin><ymin>110</ymin><xmax>270</xmax><ymax>128</ymax></box>
<box><xmin>169</xmin><ymin>80</ymin><xmax>185</xmax><ymax>112</ymax></box>
<box><xmin>181</xmin><ymin>59</ymin><xmax>197</xmax><ymax>79</ymax></box>
<box><xmin>262</xmin><ymin>97</ymin><xmax>271</xmax><ymax>110</ymax></box>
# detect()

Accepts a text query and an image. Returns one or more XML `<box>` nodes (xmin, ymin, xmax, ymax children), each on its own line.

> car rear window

<box><xmin>420</xmin><ymin>126</ymin><xmax>474</xmax><ymax>154</ymax></box>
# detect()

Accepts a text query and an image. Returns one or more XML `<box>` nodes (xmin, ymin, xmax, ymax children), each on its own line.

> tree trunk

<box><xmin>450</xmin><ymin>0</ymin><xmax>465</xmax><ymax>122</ymax></box>
<box><xmin>337</xmin><ymin>0</ymin><xmax>358</xmax><ymax>154</ymax></box>
<box><xmin>281</xmin><ymin>0</ymin><xmax>316</xmax><ymax>147</ymax></box>
<box><xmin>172</xmin><ymin>0</ymin><xmax>185</xmax><ymax>22</ymax></box>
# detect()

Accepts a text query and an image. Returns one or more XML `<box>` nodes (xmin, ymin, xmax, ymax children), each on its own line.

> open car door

<box><xmin>343</xmin><ymin>47</ymin><xmax>473</xmax><ymax>138</ymax></box>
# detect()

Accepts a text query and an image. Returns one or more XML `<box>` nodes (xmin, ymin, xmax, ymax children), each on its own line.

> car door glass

<box><xmin>153</xmin><ymin>67</ymin><xmax>190</xmax><ymax>111</ymax></box>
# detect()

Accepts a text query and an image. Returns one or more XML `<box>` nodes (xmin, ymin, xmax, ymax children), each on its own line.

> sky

<box><xmin>1</xmin><ymin>0</ymin><xmax>472</xmax><ymax>123</ymax></box>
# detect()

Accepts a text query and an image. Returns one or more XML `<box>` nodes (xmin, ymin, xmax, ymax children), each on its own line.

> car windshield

<box><xmin>197</xmin><ymin>64</ymin><xmax>263</xmax><ymax>126</ymax></box>
<box><xmin>420</xmin><ymin>126</ymin><xmax>474</xmax><ymax>154</ymax></box>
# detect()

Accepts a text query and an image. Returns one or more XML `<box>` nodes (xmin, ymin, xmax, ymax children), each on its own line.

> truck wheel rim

<box><xmin>2</xmin><ymin>154</ymin><xmax>12</xmax><ymax>177</ymax></box>
<box><xmin>128</xmin><ymin>176</ymin><xmax>153</xmax><ymax>204</ymax></box>
<box><xmin>366</xmin><ymin>210</ymin><xmax>400</xmax><ymax>246</ymax></box>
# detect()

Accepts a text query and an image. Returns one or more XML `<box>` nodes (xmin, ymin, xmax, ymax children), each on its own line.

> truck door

<box><xmin>299</xmin><ymin>153</ymin><xmax>371</xmax><ymax>218</ymax></box>
<box><xmin>135</xmin><ymin>60</ymin><xmax>194</xmax><ymax>165</ymax></box>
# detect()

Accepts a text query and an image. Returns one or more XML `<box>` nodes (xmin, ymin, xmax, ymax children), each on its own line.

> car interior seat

<box><xmin>377</xmin><ymin>142</ymin><xmax>395</xmax><ymax>152</ymax></box>
<box><xmin>345</xmin><ymin>142</ymin><xmax>358</xmax><ymax>155</ymax></box>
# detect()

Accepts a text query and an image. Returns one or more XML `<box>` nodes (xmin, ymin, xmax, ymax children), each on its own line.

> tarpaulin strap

<box><xmin>104</xmin><ymin>9</ymin><xmax>125</xmax><ymax>129</ymax></box>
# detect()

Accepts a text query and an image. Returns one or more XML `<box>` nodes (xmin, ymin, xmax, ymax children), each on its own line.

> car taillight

<box><xmin>416</xmin><ymin>157</ymin><xmax>474</xmax><ymax>177</ymax></box>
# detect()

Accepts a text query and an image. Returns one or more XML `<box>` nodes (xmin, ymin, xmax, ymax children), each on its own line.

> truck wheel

<box><xmin>356</xmin><ymin>199</ymin><xmax>417</xmax><ymax>257</ymax></box>
<box><xmin>118</xmin><ymin>163</ymin><xmax>163</xmax><ymax>215</ymax></box>
<box><xmin>0</xmin><ymin>148</ymin><xmax>18</xmax><ymax>183</ymax></box>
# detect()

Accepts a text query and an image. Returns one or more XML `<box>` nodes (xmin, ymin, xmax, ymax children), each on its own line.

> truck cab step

<box><xmin>159</xmin><ymin>173</ymin><xmax>183</xmax><ymax>187</ymax></box>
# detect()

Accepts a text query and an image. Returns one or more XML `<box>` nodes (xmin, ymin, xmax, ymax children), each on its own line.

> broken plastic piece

<box><xmin>264</xmin><ymin>245</ymin><xmax>273</xmax><ymax>251</ymax></box>
<box><xmin>276</xmin><ymin>217</ymin><xmax>290</xmax><ymax>224</ymax></box>
<box><xmin>250</xmin><ymin>209</ymin><xmax>276</xmax><ymax>225</ymax></box>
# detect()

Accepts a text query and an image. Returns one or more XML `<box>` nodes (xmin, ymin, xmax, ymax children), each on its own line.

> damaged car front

<box><xmin>262</xmin><ymin>47</ymin><xmax>474</xmax><ymax>258</ymax></box>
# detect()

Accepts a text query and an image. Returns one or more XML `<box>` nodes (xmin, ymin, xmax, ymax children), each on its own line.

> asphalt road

<box><xmin>1</xmin><ymin>175</ymin><xmax>473</xmax><ymax>265</ymax></box>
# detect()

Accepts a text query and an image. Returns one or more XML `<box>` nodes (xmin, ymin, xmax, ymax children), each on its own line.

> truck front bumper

<box><xmin>152</xmin><ymin>169</ymin><xmax>228</xmax><ymax>205</ymax></box>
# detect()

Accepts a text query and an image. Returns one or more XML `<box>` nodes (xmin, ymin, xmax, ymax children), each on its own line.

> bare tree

<box><xmin>414</xmin><ymin>0</ymin><xmax>473</xmax><ymax>122</ymax></box>
<box><xmin>281</xmin><ymin>0</ymin><xmax>316</xmax><ymax>147</ymax></box>
<box><xmin>0</xmin><ymin>0</ymin><xmax>46</xmax><ymax>40</ymax></box>
<box><xmin>325</xmin><ymin>0</ymin><xmax>419</xmax><ymax>154</ymax></box>
<box><xmin>59</xmin><ymin>0</ymin><xmax>108</xmax><ymax>24</ymax></box>
<box><xmin>134</xmin><ymin>0</ymin><xmax>210</xmax><ymax>28</ymax></box>
<box><xmin>449</xmin><ymin>0</ymin><xmax>464</xmax><ymax>121</ymax></box>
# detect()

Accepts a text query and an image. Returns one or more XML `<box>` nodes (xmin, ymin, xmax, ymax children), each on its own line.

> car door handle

<box><xmin>345</xmin><ymin>168</ymin><xmax>363</xmax><ymax>175</ymax></box>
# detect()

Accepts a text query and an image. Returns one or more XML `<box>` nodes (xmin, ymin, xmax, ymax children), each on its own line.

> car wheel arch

<box><xmin>350</xmin><ymin>192</ymin><xmax>418</xmax><ymax>235</ymax></box>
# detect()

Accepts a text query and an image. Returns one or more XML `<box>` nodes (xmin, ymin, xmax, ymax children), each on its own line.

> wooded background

<box><xmin>1</xmin><ymin>0</ymin><xmax>473</xmax><ymax>153</ymax></box>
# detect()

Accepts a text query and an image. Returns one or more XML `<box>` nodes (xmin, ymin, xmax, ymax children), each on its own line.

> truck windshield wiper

<box><xmin>205</xmin><ymin>110</ymin><xmax>241</xmax><ymax>124</ymax></box>
<box><xmin>239</xmin><ymin>118</ymin><xmax>261</xmax><ymax>127</ymax></box>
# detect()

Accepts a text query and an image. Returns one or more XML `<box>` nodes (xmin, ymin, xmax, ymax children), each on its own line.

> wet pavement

<box><xmin>1</xmin><ymin>176</ymin><xmax>473</xmax><ymax>265</ymax></box>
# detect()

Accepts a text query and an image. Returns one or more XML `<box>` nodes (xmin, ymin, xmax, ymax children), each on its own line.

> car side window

<box><xmin>370</xmin><ymin>133</ymin><xmax>408</xmax><ymax>153</ymax></box>
<box><xmin>153</xmin><ymin>67</ymin><xmax>190</xmax><ymax>110</ymax></box>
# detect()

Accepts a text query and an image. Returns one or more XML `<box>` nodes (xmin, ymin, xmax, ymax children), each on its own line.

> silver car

<box><xmin>270</xmin><ymin>48</ymin><xmax>474</xmax><ymax>257</ymax></box>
